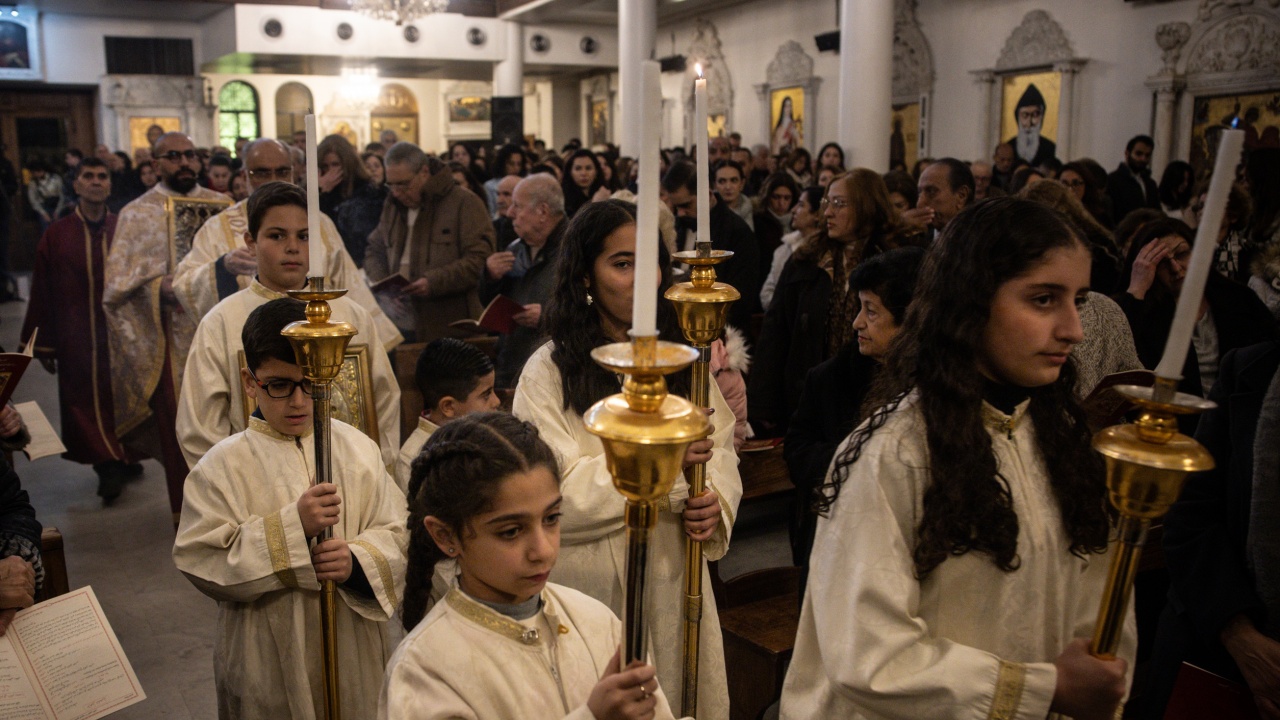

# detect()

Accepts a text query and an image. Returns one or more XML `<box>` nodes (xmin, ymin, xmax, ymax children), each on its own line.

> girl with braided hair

<box><xmin>780</xmin><ymin>197</ymin><xmax>1136</xmax><ymax>720</ymax></box>
<box><xmin>381</xmin><ymin>412</ymin><xmax>677</xmax><ymax>720</ymax></box>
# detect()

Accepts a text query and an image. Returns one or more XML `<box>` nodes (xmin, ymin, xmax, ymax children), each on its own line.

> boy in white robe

<box><xmin>176</xmin><ymin>182</ymin><xmax>401</xmax><ymax>471</ymax></box>
<box><xmin>174</xmin><ymin>297</ymin><xmax>408</xmax><ymax>720</ymax></box>
<box><xmin>394</xmin><ymin>338</ymin><xmax>500</xmax><ymax>492</ymax></box>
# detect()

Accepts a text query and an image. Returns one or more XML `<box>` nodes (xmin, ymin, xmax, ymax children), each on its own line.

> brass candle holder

<box><xmin>583</xmin><ymin>333</ymin><xmax>712</xmax><ymax>667</ymax></box>
<box><xmin>1089</xmin><ymin>377</ymin><xmax>1214</xmax><ymax>659</ymax></box>
<box><xmin>664</xmin><ymin>244</ymin><xmax>738</xmax><ymax>716</ymax></box>
<box><xmin>282</xmin><ymin>276</ymin><xmax>357</xmax><ymax>720</ymax></box>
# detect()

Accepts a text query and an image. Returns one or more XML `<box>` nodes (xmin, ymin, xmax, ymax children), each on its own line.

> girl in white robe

<box><xmin>381</xmin><ymin>412</ymin><xmax>678</xmax><ymax>720</ymax></box>
<box><xmin>781</xmin><ymin>197</ymin><xmax>1138</xmax><ymax>720</ymax></box>
<box><xmin>511</xmin><ymin>200</ymin><xmax>741</xmax><ymax>720</ymax></box>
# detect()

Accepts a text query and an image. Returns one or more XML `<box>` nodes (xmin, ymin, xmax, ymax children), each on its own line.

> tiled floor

<box><xmin>2</xmin><ymin>275</ymin><xmax>792</xmax><ymax>718</ymax></box>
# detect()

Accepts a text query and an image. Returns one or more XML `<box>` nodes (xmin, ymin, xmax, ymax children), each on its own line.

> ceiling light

<box><xmin>349</xmin><ymin>0</ymin><xmax>449</xmax><ymax>26</ymax></box>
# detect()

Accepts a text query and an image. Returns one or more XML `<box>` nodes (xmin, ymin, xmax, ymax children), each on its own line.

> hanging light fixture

<box><xmin>350</xmin><ymin>0</ymin><xmax>450</xmax><ymax>26</ymax></box>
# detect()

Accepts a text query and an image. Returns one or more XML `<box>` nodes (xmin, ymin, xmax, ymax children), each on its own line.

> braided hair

<box><xmin>401</xmin><ymin>412</ymin><xmax>560</xmax><ymax>632</ymax></box>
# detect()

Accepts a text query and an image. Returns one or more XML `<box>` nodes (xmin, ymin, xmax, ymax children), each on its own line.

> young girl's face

<box><xmin>976</xmin><ymin>243</ymin><xmax>1090</xmax><ymax>388</ymax></box>
<box><xmin>447</xmin><ymin>466</ymin><xmax>562</xmax><ymax>605</ymax></box>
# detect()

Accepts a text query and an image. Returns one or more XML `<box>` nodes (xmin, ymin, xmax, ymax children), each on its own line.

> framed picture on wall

<box><xmin>769</xmin><ymin>87</ymin><xmax>804</xmax><ymax>155</ymax></box>
<box><xmin>999</xmin><ymin>70</ymin><xmax>1061</xmax><ymax>167</ymax></box>
<box><xmin>890</xmin><ymin>103</ymin><xmax>920</xmax><ymax>173</ymax></box>
<box><xmin>0</xmin><ymin>10</ymin><xmax>42</xmax><ymax>82</ymax></box>
<box><xmin>1191</xmin><ymin>91</ymin><xmax>1280</xmax><ymax>174</ymax></box>
<box><xmin>590</xmin><ymin>99</ymin><xmax>609</xmax><ymax>147</ymax></box>
<box><xmin>448</xmin><ymin>97</ymin><xmax>492</xmax><ymax>123</ymax></box>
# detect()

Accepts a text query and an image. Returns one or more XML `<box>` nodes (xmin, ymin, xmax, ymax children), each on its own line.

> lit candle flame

<box><xmin>696</xmin><ymin>63</ymin><xmax>703</xmax><ymax>78</ymax></box>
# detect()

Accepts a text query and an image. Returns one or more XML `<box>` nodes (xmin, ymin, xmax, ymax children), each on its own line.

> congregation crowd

<box><xmin>1</xmin><ymin>108</ymin><xmax>1279</xmax><ymax>720</ymax></box>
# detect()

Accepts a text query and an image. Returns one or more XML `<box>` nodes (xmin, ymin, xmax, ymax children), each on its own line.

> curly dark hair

<box><xmin>402</xmin><ymin>412</ymin><xmax>560</xmax><ymax>632</ymax></box>
<box><xmin>817</xmin><ymin>196</ymin><xmax>1111</xmax><ymax>578</ymax></box>
<box><xmin>542</xmin><ymin>199</ymin><xmax>688</xmax><ymax>415</ymax></box>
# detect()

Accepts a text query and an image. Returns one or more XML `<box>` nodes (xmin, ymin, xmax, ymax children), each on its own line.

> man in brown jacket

<box><xmin>366</xmin><ymin>142</ymin><xmax>494</xmax><ymax>341</ymax></box>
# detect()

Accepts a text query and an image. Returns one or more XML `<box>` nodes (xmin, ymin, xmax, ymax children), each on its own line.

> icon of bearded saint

<box><xmin>1005</xmin><ymin>83</ymin><xmax>1058</xmax><ymax>168</ymax></box>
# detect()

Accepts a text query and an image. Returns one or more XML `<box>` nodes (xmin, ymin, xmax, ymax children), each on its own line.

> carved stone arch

<box><xmin>754</xmin><ymin>41</ymin><xmax>821</xmax><ymax>153</ymax></box>
<box><xmin>1146</xmin><ymin>1</ymin><xmax>1280</xmax><ymax>175</ymax></box>
<box><xmin>683</xmin><ymin>19</ymin><xmax>733</xmax><ymax>143</ymax></box>
<box><xmin>973</xmin><ymin>10</ymin><xmax>1087</xmax><ymax>163</ymax></box>
<box><xmin>893</xmin><ymin>0</ymin><xmax>933</xmax><ymax>104</ymax></box>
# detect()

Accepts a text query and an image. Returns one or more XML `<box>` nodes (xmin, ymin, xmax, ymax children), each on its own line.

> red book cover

<box><xmin>0</xmin><ymin>329</ymin><xmax>36</xmax><ymax>408</ymax></box>
<box><xmin>450</xmin><ymin>295</ymin><xmax>527</xmax><ymax>335</ymax></box>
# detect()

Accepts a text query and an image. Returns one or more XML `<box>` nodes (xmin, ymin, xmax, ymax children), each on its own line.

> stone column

<box><xmin>1147</xmin><ymin>79</ymin><xmax>1181</xmax><ymax>178</ymax></box>
<box><xmin>972</xmin><ymin>70</ymin><xmax>998</xmax><ymax>162</ymax></box>
<box><xmin>618</xmin><ymin>0</ymin><xmax>657</xmax><ymax>157</ymax></box>
<box><xmin>1054</xmin><ymin>60</ymin><xmax>1084</xmax><ymax>162</ymax></box>
<box><xmin>493</xmin><ymin>21</ymin><xmax>525</xmax><ymax>146</ymax></box>
<box><xmin>837</xmin><ymin>0</ymin><xmax>893</xmax><ymax>170</ymax></box>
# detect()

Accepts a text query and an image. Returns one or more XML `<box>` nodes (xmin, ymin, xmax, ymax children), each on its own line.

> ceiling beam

<box><xmin>137</xmin><ymin>0</ymin><xmax>496</xmax><ymax>17</ymax></box>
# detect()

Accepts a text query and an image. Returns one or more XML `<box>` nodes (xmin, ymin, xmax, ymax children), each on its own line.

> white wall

<box><xmin>40</xmin><ymin>13</ymin><xmax>205</xmax><ymax>85</ymax></box>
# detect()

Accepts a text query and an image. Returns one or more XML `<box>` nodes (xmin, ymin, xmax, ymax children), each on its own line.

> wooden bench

<box><xmin>737</xmin><ymin>442</ymin><xmax>793</xmax><ymax>505</ymax></box>
<box><xmin>34</xmin><ymin>527</ymin><xmax>68</xmax><ymax>602</ymax></box>
<box><xmin>715</xmin><ymin>565</ymin><xmax>801</xmax><ymax>720</ymax></box>
<box><xmin>392</xmin><ymin>337</ymin><xmax>499</xmax><ymax>441</ymax></box>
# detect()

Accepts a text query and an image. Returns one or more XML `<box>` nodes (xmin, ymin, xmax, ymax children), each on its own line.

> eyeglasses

<box><xmin>1062</xmin><ymin>179</ymin><xmax>1085</xmax><ymax>188</ymax></box>
<box><xmin>248</xmin><ymin>369</ymin><xmax>313</xmax><ymax>399</ymax></box>
<box><xmin>156</xmin><ymin>150</ymin><xmax>198</xmax><ymax>162</ymax></box>
<box><xmin>822</xmin><ymin>197</ymin><xmax>851</xmax><ymax>210</ymax></box>
<box><xmin>386</xmin><ymin>178</ymin><xmax>417</xmax><ymax>190</ymax></box>
<box><xmin>247</xmin><ymin>167</ymin><xmax>293</xmax><ymax>182</ymax></box>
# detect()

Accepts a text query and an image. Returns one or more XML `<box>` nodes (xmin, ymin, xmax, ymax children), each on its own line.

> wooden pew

<box><xmin>34</xmin><ymin>526</ymin><xmax>68</xmax><ymax>602</ymax></box>
<box><xmin>392</xmin><ymin>337</ymin><xmax>499</xmax><ymax>440</ymax></box>
<box><xmin>737</xmin><ymin>441</ymin><xmax>793</xmax><ymax>505</ymax></box>
<box><xmin>715</xmin><ymin>564</ymin><xmax>802</xmax><ymax>720</ymax></box>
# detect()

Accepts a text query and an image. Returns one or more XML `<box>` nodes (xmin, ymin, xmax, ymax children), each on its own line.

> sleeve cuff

<box><xmin>265</xmin><ymin>504</ymin><xmax>317</xmax><ymax>590</ymax></box>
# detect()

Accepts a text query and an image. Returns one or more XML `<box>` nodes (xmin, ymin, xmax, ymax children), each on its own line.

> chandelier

<box><xmin>350</xmin><ymin>0</ymin><xmax>450</xmax><ymax>26</ymax></box>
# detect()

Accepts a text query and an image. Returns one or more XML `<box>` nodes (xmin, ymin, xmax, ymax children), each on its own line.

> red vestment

<box><xmin>20</xmin><ymin>208</ymin><xmax>132</xmax><ymax>466</ymax></box>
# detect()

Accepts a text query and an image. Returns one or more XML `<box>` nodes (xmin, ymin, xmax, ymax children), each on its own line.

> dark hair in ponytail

<box><xmin>401</xmin><ymin>412</ymin><xmax>560</xmax><ymax>632</ymax></box>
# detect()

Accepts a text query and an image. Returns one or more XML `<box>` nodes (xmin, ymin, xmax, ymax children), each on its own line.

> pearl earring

<box><xmin>586</xmin><ymin>292</ymin><xmax>594</xmax><ymax>306</ymax></box>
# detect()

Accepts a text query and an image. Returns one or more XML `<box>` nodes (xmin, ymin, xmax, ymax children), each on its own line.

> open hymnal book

<box><xmin>14</xmin><ymin>401</ymin><xmax>66</xmax><ymax>462</ymax></box>
<box><xmin>0</xmin><ymin>328</ymin><xmax>37</xmax><ymax>409</ymax></box>
<box><xmin>449</xmin><ymin>294</ymin><xmax>527</xmax><ymax>335</ymax></box>
<box><xmin>0</xmin><ymin>586</ymin><xmax>145</xmax><ymax>719</ymax></box>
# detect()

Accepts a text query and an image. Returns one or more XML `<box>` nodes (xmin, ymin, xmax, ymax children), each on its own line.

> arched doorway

<box><xmin>371</xmin><ymin>83</ymin><xmax>418</xmax><ymax>146</ymax></box>
<box><xmin>275</xmin><ymin>82</ymin><xmax>313</xmax><ymax>142</ymax></box>
<box><xmin>217</xmin><ymin>80</ymin><xmax>259</xmax><ymax>150</ymax></box>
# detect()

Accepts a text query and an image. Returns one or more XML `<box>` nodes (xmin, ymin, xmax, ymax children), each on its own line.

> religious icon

<box><xmin>166</xmin><ymin>196</ymin><xmax>232</xmax><ymax>267</ymax></box>
<box><xmin>707</xmin><ymin>113</ymin><xmax>727</xmax><ymax>139</ymax></box>
<box><xmin>129</xmin><ymin>117</ymin><xmax>181</xmax><ymax>157</ymax></box>
<box><xmin>448</xmin><ymin>96</ymin><xmax>492</xmax><ymax>123</ymax></box>
<box><xmin>890</xmin><ymin>103</ymin><xmax>921</xmax><ymax>173</ymax></box>
<box><xmin>770</xmin><ymin>87</ymin><xmax>805</xmax><ymax>155</ymax></box>
<box><xmin>0</xmin><ymin>20</ymin><xmax>30</xmax><ymax>68</ymax></box>
<box><xmin>1000</xmin><ymin>71</ymin><xmax>1061</xmax><ymax>167</ymax></box>
<box><xmin>1191</xmin><ymin>91</ymin><xmax>1280</xmax><ymax>173</ymax></box>
<box><xmin>0</xmin><ymin>14</ymin><xmax>41</xmax><ymax>81</ymax></box>
<box><xmin>238</xmin><ymin>345</ymin><xmax>380</xmax><ymax>444</ymax></box>
<box><xmin>590</xmin><ymin>99</ymin><xmax>610</xmax><ymax>147</ymax></box>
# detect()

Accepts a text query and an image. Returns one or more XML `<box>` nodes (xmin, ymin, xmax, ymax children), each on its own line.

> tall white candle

<box><xmin>694</xmin><ymin>66</ymin><xmax>710</xmax><ymax>249</ymax></box>
<box><xmin>632</xmin><ymin>61</ymin><xmax>662</xmax><ymax>337</ymax></box>
<box><xmin>1154</xmin><ymin>128</ymin><xmax>1244</xmax><ymax>380</ymax></box>
<box><xmin>304</xmin><ymin>113</ymin><xmax>320</xmax><ymax>279</ymax></box>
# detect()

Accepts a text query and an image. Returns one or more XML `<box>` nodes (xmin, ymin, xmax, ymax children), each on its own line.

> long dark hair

<box><xmin>402</xmin><ymin>412</ymin><xmax>560</xmax><ymax>632</ymax></box>
<box><xmin>793</xmin><ymin>168</ymin><xmax>902</xmax><ymax>263</ymax></box>
<box><xmin>818</xmin><ymin>197</ymin><xmax>1110</xmax><ymax>578</ymax></box>
<box><xmin>562</xmin><ymin>149</ymin><xmax>605</xmax><ymax>196</ymax></box>
<box><xmin>543</xmin><ymin>200</ymin><xmax>688</xmax><ymax>415</ymax></box>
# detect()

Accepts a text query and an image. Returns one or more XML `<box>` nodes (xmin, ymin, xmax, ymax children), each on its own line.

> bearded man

<box><xmin>1003</xmin><ymin>84</ymin><xmax>1057</xmax><ymax>168</ymax></box>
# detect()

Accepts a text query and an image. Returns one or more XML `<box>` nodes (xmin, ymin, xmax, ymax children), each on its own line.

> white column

<box><xmin>837</xmin><ymin>0</ymin><xmax>893</xmax><ymax>170</ymax></box>
<box><xmin>618</xmin><ymin>0</ymin><xmax>657</xmax><ymax>157</ymax></box>
<box><xmin>1149</xmin><ymin>82</ymin><xmax>1180</xmax><ymax>178</ymax></box>
<box><xmin>494</xmin><ymin>21</ymin><xmax>524</xmax><ymax>97</ymax></box>
<box><xmin>971</xmin><ymin>70</ymin><xmax>1000</xmax><ymax>161</ymax></box>
<box><xmin>1053</xmin><ymin>62</ymin><xmax>1081</xmax><ymax>162</ymax></box>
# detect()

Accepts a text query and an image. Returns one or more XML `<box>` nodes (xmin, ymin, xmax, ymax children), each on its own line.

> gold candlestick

<box><xmin>282</xmin><ymin>277</ymin><xmax>357</xmax><ymax>720</ymax></box>
<box><xmin>583</xmin><ymin>334</ymin><xmax>712</xmax><ymax>667</ymax></box>
<box><xmin>664</xmin><ymin>245</ymin><xmax>738</xmax><ymax>716</ymax></box>
<box><xmin>1088</xmin><ymin>377</ymin><xmax>1214</xmax><ymax>659</ymax></box>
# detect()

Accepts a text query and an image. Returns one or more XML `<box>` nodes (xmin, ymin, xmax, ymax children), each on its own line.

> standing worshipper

<box><xmin>365</xmin><ymin>143</ymin><xmax>493</xmax><ymax>342</ymax></box>
<box><xmin>174</xmin><ymin>298</ymin><xmax>407</xmax><ymax>720</ymax></box>
<box><xmin>103</xmin><ymin>132</ymin><xmax>229</xmax><ymax>523</ymax></box>
<box><xmin>20</xmin><ymin>157</ymin><xmax>138</xmax><ymax>503</ymax></box>
<box><xmin>169</xmin><ymin>138</ymin><xmax>401</xmax><ymax>356</ymax></box>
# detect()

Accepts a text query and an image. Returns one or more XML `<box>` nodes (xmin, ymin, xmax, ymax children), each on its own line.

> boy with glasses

<box><xmin>174</xmin><ymin>296</ymin><xmax>407</xmax><ymax>719</ymax></box>
<box><xmin>176</xmin><ymin>181</ymin><xmax>401</xmax><ymax>474</ymax></box>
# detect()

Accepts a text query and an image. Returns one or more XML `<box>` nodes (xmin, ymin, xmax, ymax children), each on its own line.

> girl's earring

<box><xmin>586</xmin><ymin>292</ymin><xmax>594</xmax><ymax>306</ymax></box>
<box><xmin>447</xmin><ymin>547</ymin><xmax>455</xmax><ymax>555</ymax></box>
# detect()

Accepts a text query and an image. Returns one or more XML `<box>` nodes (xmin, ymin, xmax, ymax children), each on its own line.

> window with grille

<box><xmin>218</xmin><ymin>81</ymin><xmax>259</xmax><ymax>150</ymax></box>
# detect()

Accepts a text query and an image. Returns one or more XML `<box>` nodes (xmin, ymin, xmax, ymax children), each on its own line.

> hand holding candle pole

<box><xmin>304</xmin><ymin>113</ymin><xmax>320</xmax><ymax>279</ymax></box>
<box><xmin>1152</xmin><ymin>129</ymin><xmax>1244</xmax><ymax>388</ymax></box>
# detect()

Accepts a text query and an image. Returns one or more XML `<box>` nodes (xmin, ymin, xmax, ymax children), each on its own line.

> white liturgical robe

<box><xmin>394</xmin><ymin>416</ymin><xmax>438</xmax><ymax>494</ymax></box>
<box><xmin>779</xmin><ymin>395</ymin><xmax>1137</xmax><ymax>720</ymax></box>
<box><xmin>173</xmin><ymin>418</ymin><xmax>408</xmax><ymax>720</ymax></box>
<box><xmin>170</xmin><ymin>198</ymin><xmax>402</xmax><ymax>352</ymax></box>
<box><xmin>176</xmin><ymin>280</ymin><xmax>401</xmax><ymax>471</ymax></box>
<box><xmin>379</xmin><ymin>581</ymin><xmax>679</xmax><ymax>720</ymax></box>
<box><xmin>512</xmin><ymin>343</ymin><xmax>741</xmax><ymax>720</ymax></box>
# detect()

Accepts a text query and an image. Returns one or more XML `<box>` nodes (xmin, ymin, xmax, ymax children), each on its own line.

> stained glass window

<box><xmin>218</xmin><ymin>81</ymin><xmax>259</xmax><ymax>150</ymax></box>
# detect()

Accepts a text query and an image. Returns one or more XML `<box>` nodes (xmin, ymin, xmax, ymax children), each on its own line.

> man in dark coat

<box><xmin>1106</xmin><ymin>135</ymin><xmax>1161</xmax><ymax>224</ymax></box>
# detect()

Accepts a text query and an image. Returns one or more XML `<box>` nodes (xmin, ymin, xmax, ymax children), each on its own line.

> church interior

<box><xmin>2</xmin><ymin>0</ymin><xmax>1280</xmax><ymax>718</ymax></box>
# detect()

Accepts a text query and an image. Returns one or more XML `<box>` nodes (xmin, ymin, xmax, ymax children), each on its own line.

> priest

<box><xmin>21</xmin><ymin>157</ymin><xmax>139</xmax><ymax>503</ymax></box>
<box><xmin>103</xmin><ymin>132</ymin><xmax>229</xmax><ymax>521</ymax></box>
<box><xmin>170</xmin><ymin>138</ymin><xmax>401</xmax><ymax>355</ymax></box>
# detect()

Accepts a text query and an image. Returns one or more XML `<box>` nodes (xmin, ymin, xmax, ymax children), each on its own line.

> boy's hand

<box><xmin>683</xmin><ymin>490</ymin><xmax>721</xmax><ymax>541</ymax></box>
<box><xmin>311</xmin><ymin>539</ymin><xmax>352</xmax><ymax>583</ymax></box>
<box><xmin>297</xmin><ymin>483</ymin><xmax>341</xmax><ymax>539</ymax></box>
<box><xmin>588</xmin><ymin>647</ymin><xmax>659</xmax><ymax>720</ymax></box>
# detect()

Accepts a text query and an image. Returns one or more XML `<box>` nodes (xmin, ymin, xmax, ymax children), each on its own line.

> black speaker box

<box><xmin>815</xmin><ymin>30</ymin><xmax>839</xmax><ymax>53</ymax></box>
<box><xmin>491</xmin><ymin>96</ymin><xmax>524</xmax><ymax>146</ymax></box>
